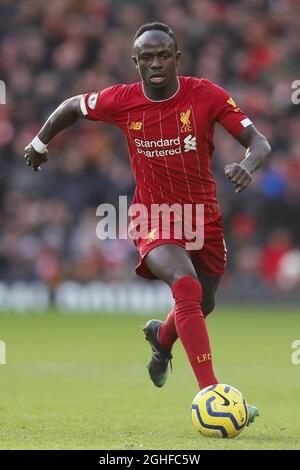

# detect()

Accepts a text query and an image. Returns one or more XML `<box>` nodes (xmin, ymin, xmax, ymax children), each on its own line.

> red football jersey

<box><xmin>81</xmin><ymin>76</ymin><xmax>252</xmax><ymax>224</ymax></box>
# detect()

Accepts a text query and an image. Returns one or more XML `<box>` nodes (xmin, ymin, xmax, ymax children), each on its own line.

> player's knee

<box><xmin>202</xmin><ymin>299</ymin><xmax>215</xmax><ymax>318</ymax></box>
<box><xmin>172</xmin><ymin>271</ymin><xmax>198</xmax><ymax>285</ymax></box>
<box><xmin>172</xmin><ymin>275</ymin><xmax>202</xmax><ymax>302</ymax></box>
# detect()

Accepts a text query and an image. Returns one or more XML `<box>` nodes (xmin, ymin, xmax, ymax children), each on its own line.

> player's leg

<box><xmin>143</xmin><ymin>241</ymin><xmax>196</xmax><ymax>356</ymax></box>
<box><xmin>157</xmin><ymin>273</ymin><xmax>221</xmax><ymax>356</ymax></box>
<box><xmin>194</xmin><ymin>247</ymin><xmax>259</xmax><ymax>424</ymax></box>
<box><xmin>156</xmin><ymin>306</ymin><xmax>177</xmax><ymax>352</ymax></box>
<box><xmin>156</xmin><ymin>272</ymin><xmax>221</xmax><ymax>363</ymax></box>
<box><xmin>153</xmin><ymin>220</ymin><xmax>224</xmax><ymax>363</ymax></box>
<box><xmin>144</xmin><ymin>242</ymin><xmax>196</xmax><ymax>357</ymax></box>
<box><xmin>144</xmin><ymin>243</ymin><xmax>218</xmax><ymax>390</ymax></box>
<box><xmin>144</xmin><ymin>243</ymin><xmax>197</xmax><ymax>287</ymax></box>
<box><xmin>196</xmin><ymin>272</ymin><xmax>222</xmax><ymax>318</ymax></box>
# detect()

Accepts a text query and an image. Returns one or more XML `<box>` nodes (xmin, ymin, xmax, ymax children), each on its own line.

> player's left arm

<box><xmin>224</xmin><ymin>124</ymin><xmax>271</xmax><ymax>193</ymax></box>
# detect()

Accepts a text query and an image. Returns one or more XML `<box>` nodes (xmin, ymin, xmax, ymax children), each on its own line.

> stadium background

<box><xmin>0</xmin><ymin>0</ymin><xmax>300</xmax><ymax>312</ymax></box>
<box><xmin>0</xmin><ymin>0</ymin><xmax>300</xmax><ymax>451</ymax></box>
<box><xmin>0</xmin><ymin>0</ymin><xmax>300</xmax><ymax>309</ymax></box>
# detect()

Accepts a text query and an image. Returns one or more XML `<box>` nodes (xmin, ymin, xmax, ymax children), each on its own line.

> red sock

<box><xmin>158</xmin><ymin>307</ymin><xmax>178</xmax><ymax>352</ymax></box>
<box><xmin>172</xmin><ymin>276</ymin><xmax>218</xmax><ymax>389</ymax></box>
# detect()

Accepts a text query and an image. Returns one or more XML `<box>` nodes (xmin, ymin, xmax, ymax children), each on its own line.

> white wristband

<box><xmin>31</xmin><ymin>136</ymin><xmax>47</xmax><ymax>154</ymax></box>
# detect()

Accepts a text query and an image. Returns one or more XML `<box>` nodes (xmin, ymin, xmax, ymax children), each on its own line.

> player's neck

<box><xmin>142</xmin><ymin>77</ymin><xmax>180</xmax><ymax>101</ymax></box>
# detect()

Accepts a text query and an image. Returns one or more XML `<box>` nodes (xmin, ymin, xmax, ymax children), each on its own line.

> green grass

<box><xmin>0</xmin><ymin>306</ymin><xmax>300</xmax><ymax>450</ymax></box>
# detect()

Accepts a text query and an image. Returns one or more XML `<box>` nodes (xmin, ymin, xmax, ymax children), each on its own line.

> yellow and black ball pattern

<box><xmin>191</xmin><ymin>384</ymin><xmax>248</xmax><ymax>438</ymax></box>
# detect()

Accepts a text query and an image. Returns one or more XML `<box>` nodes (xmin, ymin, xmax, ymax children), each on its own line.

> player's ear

<box><xmin>132</xmin><ymin>56</ymin><xmax>138</xmax><ymax>68</ymax></box>
<box><xmin>175</xmin><ymin>51</ymin><xmax>181</xmax><ymax>66</ymax></box>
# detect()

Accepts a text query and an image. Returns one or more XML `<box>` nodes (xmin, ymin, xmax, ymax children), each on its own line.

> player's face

<box><xmin>132</xmin><ymin>30</ymin><xmax>181</xmax><ymax>96</ymax></box>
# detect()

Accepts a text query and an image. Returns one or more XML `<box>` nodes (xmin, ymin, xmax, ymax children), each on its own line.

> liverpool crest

<box><xmin>180</xmin><ymin>109</ymin><xmax>192</xmax><ymax>132</ymax></box>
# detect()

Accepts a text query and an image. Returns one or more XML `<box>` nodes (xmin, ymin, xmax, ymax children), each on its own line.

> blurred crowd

<box><xmin>0</xmin><ymin>0</ymin><xmax>300</xmax><ymax>291</ymax></box>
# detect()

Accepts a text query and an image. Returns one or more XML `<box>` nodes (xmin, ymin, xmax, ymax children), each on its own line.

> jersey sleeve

<box><xmin>209</xmin><ymin>81</ymin><xmax>252</xmax><ymax>137</ymax></box>
<box><xmin>80</xmin><ymin>85</ymin><xmax>123</xmax><ymax>124</ymax></box>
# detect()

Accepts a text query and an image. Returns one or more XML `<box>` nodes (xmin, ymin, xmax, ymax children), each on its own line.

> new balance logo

<box><xmin>184</xmin><ymin>134</ymin><xmax>196</xmax><ymax>152</ymax></box>
<box><xmin>130</xmin><ymin>121</ymin><xmax>142</xmax><ymax>130</ymax></box>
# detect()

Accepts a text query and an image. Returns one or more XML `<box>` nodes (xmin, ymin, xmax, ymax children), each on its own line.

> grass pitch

<box><xmin>0</xmin><ymin>306</ymin><xmax>300</xmax><ymax>450</ymax></box>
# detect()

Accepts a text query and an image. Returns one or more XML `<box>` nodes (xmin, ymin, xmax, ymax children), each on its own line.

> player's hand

<box><xmin>224</xmin><ymin>163</ymin><xmax>252</xmax><ymax>194</ymax></box>
<box><xmin>24</xmin><ymin>144</ymin><xmax>48</xmax><ymax>172</ymax></box>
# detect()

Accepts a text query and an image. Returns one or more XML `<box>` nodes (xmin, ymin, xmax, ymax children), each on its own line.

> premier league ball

<box><xmin>191</xmin><ymin>384</ymin><xmax>248</xmax><ymax>438</ymax></box>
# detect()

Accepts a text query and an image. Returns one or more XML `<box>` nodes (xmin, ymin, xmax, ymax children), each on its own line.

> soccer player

<box><xmin>24</xmin><ymin>22</ymin><xmax>270</xmax><ymax>424</ymax></box>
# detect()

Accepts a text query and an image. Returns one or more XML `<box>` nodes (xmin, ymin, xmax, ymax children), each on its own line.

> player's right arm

<box><xmin>24</xmin><ymin>96</ymin><xmax>83</xmax><ymax>171</ymax></box>
<box><xmin>25</xmin><ymin>85</ymin><xmax>124</xmax><ymax>171</ymax></box>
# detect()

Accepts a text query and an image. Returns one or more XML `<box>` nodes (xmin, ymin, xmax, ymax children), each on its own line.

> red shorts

<box><xmin>134</xmin><ymin>216</ymin><xmax>227</xmax><ymax>280</ymax></box>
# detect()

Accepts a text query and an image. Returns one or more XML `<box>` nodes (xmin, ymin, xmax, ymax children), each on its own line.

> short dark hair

<box><xmin>133</xmin><ymin>22</ymin><xmax>178</xmax><ymax>51</ymax></box>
